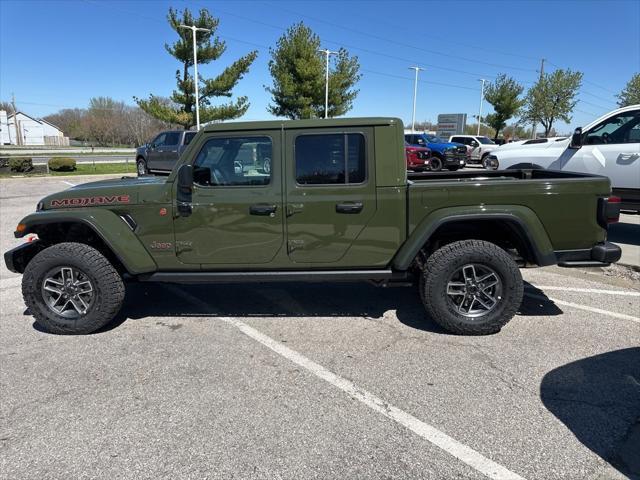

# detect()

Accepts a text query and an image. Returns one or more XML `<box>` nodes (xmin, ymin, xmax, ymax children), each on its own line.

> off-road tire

<box><xmin>428</xmin><ymin>156</ymin><xmax>443</xmax><ymax>172</ymax></box>
<box><xmin>420</xmin><ymin>240</ymin><xmax>523</xmax><ymax>335</ymax></box>
<box><xmin>136</xmin><ymin>157</ymin><xmax>148</xmax><ymax>176</ymax></box>
<box><xmin>22</xmin><ymin>242</ymin><xmax>125</xmax><ymax>334</ymax></box>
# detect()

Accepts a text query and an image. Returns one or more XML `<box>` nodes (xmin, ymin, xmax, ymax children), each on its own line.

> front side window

<box><xmin>152</xmin><ymin>133</ymin><xmax>166</xmax><ymax>147</ymax></box>
<box><xmin>295</xmin><ymin>133</ymin><xmax>366</xmax><ymax>185</ymax></box>
<box><xmin>192</xmin><ymin>136</ymin><xmax>272</xmax><ymax>187</ymax></box>
<box><xmin>585</xmin><ymin>111</ymin><xmax>640</xmax><ymax>145</ymax></box>
<box><xmin>477</xmin><ymin>136</ymin><xmax>494</xmax><ymax>144</ymax></box>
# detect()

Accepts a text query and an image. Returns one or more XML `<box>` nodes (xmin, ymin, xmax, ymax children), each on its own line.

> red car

<box><xmin>404</xmin><ymin>141</ymin><xmax>432</xmax><ymax>171</ymax></box>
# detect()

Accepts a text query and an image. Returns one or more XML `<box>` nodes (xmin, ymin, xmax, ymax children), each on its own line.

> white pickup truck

<box><xmin>487</xmin><ymin>105</ymin><xmax>640</xmax><ymax>212</ymax></box>
<box><xmin>449</xmin><ymin>134</ymin><xmax>499</xmax><ymax>167</ymax></box>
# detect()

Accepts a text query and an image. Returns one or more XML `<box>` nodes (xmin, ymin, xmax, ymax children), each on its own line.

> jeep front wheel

<box><xmin>22</xmin><ymin>242</ymin><xmax>125</xmax><ymax>334</ymax></box>
<box><xmin>420</xmin><ymin>240</ymin><xmax>523</xmax><ymax>335</ymax></box>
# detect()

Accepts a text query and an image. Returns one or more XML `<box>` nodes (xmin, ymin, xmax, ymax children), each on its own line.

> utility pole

<box><xmin>319</xmin><ymin>49</ymin><xmax>337</xmax><ymax>119</ymax></box>
<box><xmin>179</xmin><ymin>24</ymin><xmax>212</xmax><ymax>130</ymax></box>
<box><xmin>477</xmin><ymin>78</ymin><xmax>487</xmax><ymax>136</ymax></box>
<box><xmin>11</xmin><ymin>93</ymin><xmax>21</xmax><ymax>146</ymax></box>
<box><xmin>531</xmin><ymin>58</ymin><xmax>545</xmax><ymax>139</ymax></box>
<box><xmin>409</xmin><ymin>66</ymin><xmax>424</xmax><ymax>132</ymax></box>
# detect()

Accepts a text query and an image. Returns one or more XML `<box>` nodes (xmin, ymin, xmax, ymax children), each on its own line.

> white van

<box><xmin>487</xmin><ymin>105</ymin><xmax>640</xmax><ymax>211</ymax></box>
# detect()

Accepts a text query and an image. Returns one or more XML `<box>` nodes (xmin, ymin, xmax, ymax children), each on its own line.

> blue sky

<box><xmin>1</xmin><ymin>0</ymin><xmax>638</xmax><ymax>133</ymax></box>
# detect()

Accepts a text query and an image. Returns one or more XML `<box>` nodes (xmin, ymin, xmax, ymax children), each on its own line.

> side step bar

<box><xmin>139</xmin><ymin>270</ymin><xmax>408</xmax><ymax>284</ymax></box>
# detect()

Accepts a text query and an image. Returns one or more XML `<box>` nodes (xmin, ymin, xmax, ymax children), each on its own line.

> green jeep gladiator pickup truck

<box><xmin>5</xmin><ymin>118</ymin><xmax>622</xmax><ymax>335</ymax></box>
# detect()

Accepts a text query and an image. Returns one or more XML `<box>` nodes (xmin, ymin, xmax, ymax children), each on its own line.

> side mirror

<box><xmin>176</xmin><ymin>164</ymin><xmax>193</xmax><ymax>217</ymax></box>
<box><xmin>570</xmin><ymin>127</ymin><xmax>583</xmax><ymax>149</ymax></box>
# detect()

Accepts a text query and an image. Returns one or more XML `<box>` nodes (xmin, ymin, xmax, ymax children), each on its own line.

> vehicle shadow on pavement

<box><xmin>29</xmin><ymin>280</ymin><xmax>563</xmax><ymax>335</ymax></box>
<box><xmin>540</xmin><ymin>348</ymin><xmax>640</xmax><ymax>479</ymax></box>
<box><xmin>608</xmin><ymin>221</ymin><xmax>640</xmax><ymax>247</ymax></box>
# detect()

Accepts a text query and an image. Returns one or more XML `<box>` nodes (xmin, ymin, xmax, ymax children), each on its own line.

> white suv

<box><xmin>449</xmin><ymin>135</ymin><xmax>499</xmax><ymax>167</ymax></box>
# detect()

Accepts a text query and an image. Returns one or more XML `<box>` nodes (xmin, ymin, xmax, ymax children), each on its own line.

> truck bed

<box><xmin>406</xmin><ymin>169</ymin><xmax>612</xmax><ymax>253</ymax></box>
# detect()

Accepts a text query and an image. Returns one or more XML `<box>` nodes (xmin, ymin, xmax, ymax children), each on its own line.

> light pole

<box><xmin>477</xmin><ymin>78</ymin><xmax>487</xmax><ymax>136</ymax></box>
<box><xmin>179</xmin><ymin>24</ymin><xmax>211</xmax><ymax>130</ymax></box>
<box><xmin>319</xmin><ymin>49</ymin><xmax>338</xmax><ymax>119</ymax></box>
<box><xmin>409</xmin><ymin>66</ymin><xmax>424</xmax><ymax>132</ymax></box>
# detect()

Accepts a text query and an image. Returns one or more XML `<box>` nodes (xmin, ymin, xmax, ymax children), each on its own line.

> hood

<box><xmin>429</xmin><ymin>141</ymin><xmax>462</xmax><ymax>149</ymax></box>
<box><xmin>40</xmin><ymin>175</ymin><xmax>169</xmax><ymax>210</ymax></box>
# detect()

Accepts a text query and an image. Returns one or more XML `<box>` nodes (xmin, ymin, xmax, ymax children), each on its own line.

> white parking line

<box><xmin>61</xmin><ymin>180</ymin><xmax>76</xmax><ymax>186</ymax></box>
<box><xmin>164</xmin><ymin>285</ymin><xmax>525</xmax><ymax>480</ymax></box>
<box><xmin>526</xmin><ymin>286</ymin><xmax>640</xmax><ymax>296</ymax></box>
<box><xmin>525</xmin><ymin>293</ymin><xmax>640</xmax><ymax>324</ymax></box>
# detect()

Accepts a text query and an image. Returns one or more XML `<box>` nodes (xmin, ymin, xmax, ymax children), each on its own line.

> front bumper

<box><xmin>443</xmin><ymin>156</ymin><xmax>466</xmax><ymax>167</ymax></box>
<box><xmin>556</xmin><ymin>241</ymin><xmax>622</xmax><ymax>268</ymax></box>
<box><xmin>4</xmin><ymin>240</ymin><xmax>43</xmax><ymax>273</ymax></box>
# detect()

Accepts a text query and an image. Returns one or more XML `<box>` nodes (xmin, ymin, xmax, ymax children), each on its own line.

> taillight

<box><xmin>597</xmin><ymin>196</ymin><xmax>620</xmax><ymax>228</ymax></box>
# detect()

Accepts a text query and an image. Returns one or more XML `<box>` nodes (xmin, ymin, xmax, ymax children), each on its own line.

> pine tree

<box><xmin>135</xmin><ymin>8</ymin><xmax>257</xmax><ymax>129</ymax></box>
<box><xmin>266</xmin><ymin>23</ymin><xmax>361</xmax><ymax>119</ymax></box>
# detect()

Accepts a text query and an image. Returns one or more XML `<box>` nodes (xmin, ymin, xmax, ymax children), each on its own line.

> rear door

<box><xmin>284</xmin><ymin>128</ymin><xmax>376</xmax><ymax>264</ymax></box>
<box><xmin>173</xmin><ymin>131</ymin><xmax>284</xmax><ymax>265</ymax></box>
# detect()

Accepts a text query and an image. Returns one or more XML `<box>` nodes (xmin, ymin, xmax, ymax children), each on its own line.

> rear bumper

<box><xmin>556</xmin><ymin>241</ymin><xmax>622</xmax><ymax>268</ymax></box>
<box><xmin>4</xmin><ymin>240</ymin><xmax>42</xmax><ymax>274</ymax></box>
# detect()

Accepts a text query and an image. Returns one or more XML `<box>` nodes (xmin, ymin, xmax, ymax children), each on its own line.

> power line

<box><xmin>268</xmin><ymin>1</ymin><xmax>541</xmax><ymax>62</ymax></box>
<box><xmin>210</xmin><ymin>5</ymin><xmax>539</xmax><ymax>74</ymax></box>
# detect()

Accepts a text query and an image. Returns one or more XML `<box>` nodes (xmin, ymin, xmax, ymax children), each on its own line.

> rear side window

<box><xmin>184</xmin><ymin>132</ymin><xmax>196</xmax><ymax>145</ymax></box>
<box><xmin>295</xmin><ymin>133</ymin><xmax>366</xmax><ymax>185</ymax></box>
<box><xmin>164</xmin><ymin>132</ymin><xmax>180</xmax><ymax>146</ymax></box>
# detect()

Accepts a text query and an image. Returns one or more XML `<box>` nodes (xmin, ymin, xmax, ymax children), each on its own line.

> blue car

<box><xmin>404</xmin><ymin>133</ymin><xmax>467</xmax><ymax>171</ymax></box>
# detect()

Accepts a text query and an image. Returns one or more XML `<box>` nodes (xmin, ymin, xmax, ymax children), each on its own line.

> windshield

<box><xmin>425</xmin><ymin>135</ymin><xmax>446</xmax><ymax>143</ymax></box>
<box><xmin>477</xmin><ymin>137</ymin><xmax>494</xmax><ymax>144</ymax></box>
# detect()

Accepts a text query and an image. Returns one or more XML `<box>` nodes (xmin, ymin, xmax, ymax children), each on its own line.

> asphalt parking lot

<box><xmin>1</xmin><ymin>175</ymin><xmax>639</xmax><ymax>480</ymax></box>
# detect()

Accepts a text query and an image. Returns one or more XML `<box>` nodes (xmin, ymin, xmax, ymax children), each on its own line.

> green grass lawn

<box><xmin>0</xmin><ymin>163</ymin><xmax>135</xmax><ymax>178</ymax></box>
<box><xmin>50</xmin><ymin>163</ymin><xmax>135</xmax><ymax>176</ymax></box>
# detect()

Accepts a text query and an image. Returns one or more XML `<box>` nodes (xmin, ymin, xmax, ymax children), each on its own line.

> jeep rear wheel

<box><xmin>420</xmin><ymin>240</ymin><xmax>523</xmax><ymax>335</ymax></box>
<box><xmin>22</xmin><ymin>242</ymin><xmax>125</xmax><ymax>334</ymax></box>
<box><xmin>428</xmin><ymin>156</ymin><xmax>443</xmax><ymax>172</ymax></box>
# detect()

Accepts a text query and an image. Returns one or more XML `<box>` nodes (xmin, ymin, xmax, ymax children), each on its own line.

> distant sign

<box><xmin>437</xmin><ymin>113</ymin><xmax>467</xmax><ymax>137</ymax></box>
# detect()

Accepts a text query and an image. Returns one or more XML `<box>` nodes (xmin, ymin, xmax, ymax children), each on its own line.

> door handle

<box><xmin>250</xmin><ymin>204</ymin><xmax>277</xmax><ymax>216</ymax></box>
<box><xmin>336</xmin><ymin>202</ymin><xmax>363</xmax><ymax>214</ymax></box>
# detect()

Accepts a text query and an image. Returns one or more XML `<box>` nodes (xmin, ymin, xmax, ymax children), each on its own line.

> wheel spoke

<box><xmin>43</xmin><ymin>281</ymin><xmax>63</xmax><ymax>295</ymax></box>
<box><xmin>61</xmin><ymin>267</ymin><xmax>74</xmax><ymax>285</ymax></box>
<box><xmin>462</xmin><ymin>265</ymin><xmax>477</xmax><ymax>283</ymax></box>
<box><xmin>447</xmin><ymin>282</ymin><xmax>466</xmax><ymax>295</ymax></box>
<box><xmin>70</xmin><ymin>296</ymin><xmax>88</xmax><ymax>314</ymax></box>
<box><xmin>76</xmin><ymin>281</ymin><xmax>93</xmax><ymax>294</ymax></box>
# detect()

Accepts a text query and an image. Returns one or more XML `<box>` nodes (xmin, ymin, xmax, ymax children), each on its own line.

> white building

<box><xmin>0</xmin><ymin>111</ymin><xmax>69</xmax><ymax>146</ymax></box>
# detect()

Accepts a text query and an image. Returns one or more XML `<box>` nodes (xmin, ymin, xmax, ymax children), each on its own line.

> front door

<box><xmin>561</xmin><ymin>108</ymin><xmax>640</xmax><ymax>191</ymax></box>
<box><xmin>173</xmin><ymin>131</ymin><xmax>284</xmax><ymax>265</ymax></box>
<box><xmin>284</xmin><ymin>128</ymin><xmax>376</xmax><ymax>264</ymax></box>
<box><xmin>147</xmin><ymin>132</ymin><xmax>166</xmax><ymax>171</ymax></box>
<box><xmin>159</xmin><ymin>131</ymin><xmax>181</xmax><ymax>171</ymax></box>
